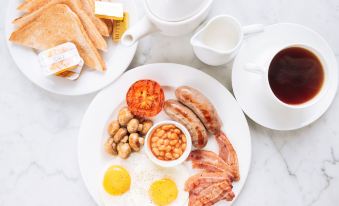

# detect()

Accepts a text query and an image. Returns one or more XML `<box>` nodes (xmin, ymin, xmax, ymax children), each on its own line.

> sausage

<box><xmin>164</xmin><ymin>99</ymin><xmax>208</xmax><ymax>149</ymax></box>
<box><xmin>175</xmin><ymin>86</ymin><xmax>222</xmax><ymax>134</ymax></box>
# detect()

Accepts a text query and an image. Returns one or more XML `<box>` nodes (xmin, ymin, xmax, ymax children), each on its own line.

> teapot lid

<box><xmin>145</xmin><ymin>0</ymin><xmax>211</xmax><ymax>22</ymax></box>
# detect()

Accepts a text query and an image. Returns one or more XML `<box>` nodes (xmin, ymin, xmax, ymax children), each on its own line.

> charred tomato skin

<box><xmin>126</xmin><ymin>80</ymin><xmax>165</xmax><ymax>118</ymax></box>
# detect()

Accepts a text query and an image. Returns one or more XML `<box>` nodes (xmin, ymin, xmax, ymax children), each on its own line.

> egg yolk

<box><xmin>149</xmin><ymin>178</ymin><xmax>178</xmax><ymax>206</ymax></box>
<box><xmin>103</xmin><ymin>166</ymin><xmax>131</xmax><ymax>196</ymax></box>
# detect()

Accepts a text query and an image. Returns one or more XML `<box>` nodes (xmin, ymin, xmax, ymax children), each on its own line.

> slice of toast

<box><xmin>103</xmin><ymin>19</ymin><xmax>113</xmax><ymax>35</ymax></box>
<box><xmin>80</xmin><ymin>0</ymin><xmax>110</xmax><ymax>36</ymax></box>
<box><xmin>85</xmin><ymin>0</ymin><xmax>113</xmax><ymax>34</ymax></box>
<box><xmin>18</xmin><ymin>0</ymin><xmax>110</xmax><ymax>37</ymax></box>
<box><xmin>14</xmin><ymin>0</ymin><xmax>108</xmax><ymax>51</ymax></box>
<box><xmin>87</xmin><ymin>0</ymin><xmax>95</xmax><ymax>9</ymax></box>
<box><xmin>10</xmin><ymin>4</ymin><xmax>106</xmax><ymax>71</ymax></box>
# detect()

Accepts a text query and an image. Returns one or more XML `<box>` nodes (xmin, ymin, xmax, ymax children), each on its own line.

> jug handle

<box><xmin>121</xmin><ymin>16</ymin><xmax>159</xmax><ymax>46</ymax></box>
<box><xmin>242</xmin><ymin>24</ymin><xmax>264</xmax><ymax>35</ymax></box>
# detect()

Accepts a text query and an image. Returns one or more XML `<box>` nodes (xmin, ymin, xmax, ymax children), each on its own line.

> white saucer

<box><xmin>232</xmin><ymin>23</ymin><xmax>338</xmax><ymax>131</ymax></box>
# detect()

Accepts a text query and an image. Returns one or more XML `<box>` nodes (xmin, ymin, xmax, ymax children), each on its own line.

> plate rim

<box><xmin>5</xmin><ymin>0</ymin><xmax>139</xmax><ymax>96</ymax></box>
<box><xmin>78</xmin><ymin>63</ymin><xmax>252</xmax><ymax>206</ymax></box>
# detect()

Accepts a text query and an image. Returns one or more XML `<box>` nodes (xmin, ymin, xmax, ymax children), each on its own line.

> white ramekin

<box><xmin>144</xmin><ymin>120</ymin><xmax>192</xmax><ymax>168</ymax></box>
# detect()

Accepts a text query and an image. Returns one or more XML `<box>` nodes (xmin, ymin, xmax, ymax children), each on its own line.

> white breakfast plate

<box><xmin>232</xmin><ymin>23</ymin><xmax>338</xmax><ymax>131</ymax></box>
<box><xmin>78</xmin><ymin>63</ymin><xmax>252</xmax><ymax>206</ymax></box>
<box><xmin>5</xmin><ymin>0</ymin><xmax>138</xmax><ymax>96</ymax></box>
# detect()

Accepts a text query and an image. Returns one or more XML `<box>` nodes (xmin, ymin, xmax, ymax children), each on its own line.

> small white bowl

<box><xmin>145</xmin><ymin>120</ymin><xmax>192</xmax><ymax>168</ymax></box>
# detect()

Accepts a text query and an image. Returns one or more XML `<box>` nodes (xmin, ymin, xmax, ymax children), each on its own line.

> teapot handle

<box><xmin>121</xmin><ymin>16</ymin><xmax>159</xmax><ymax>46</ymax></box>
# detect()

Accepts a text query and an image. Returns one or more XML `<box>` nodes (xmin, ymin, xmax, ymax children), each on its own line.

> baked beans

<box><xmin>149</xmin><ymin>124</ymin><xmax>187</xmax><ymax>161</ymax></box>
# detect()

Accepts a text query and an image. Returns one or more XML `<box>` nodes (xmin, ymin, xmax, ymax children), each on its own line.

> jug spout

<box><xmin>121</xmin><ymin>16</ymin><xmax>158</xmax><ymax>46</ymax></box>
<box><xmin>190</xmin><ymin>18</ymin><xmax>232</xmax><ymax>66</ymax></box>
<box><xmin>190</xmin><ymin>24</ymin><xmax>215</xmax><ymax>53</ymax></box>
<box><xmin>190</xmin><ymin>31</ymin><xmax>206</xmax><ymax>49</ymax></box>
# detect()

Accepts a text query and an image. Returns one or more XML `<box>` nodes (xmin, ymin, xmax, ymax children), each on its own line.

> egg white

<box><xmin>99</xmin><ymin>152</ymin><xmax>189</xmax><ymax>206</ymax></box>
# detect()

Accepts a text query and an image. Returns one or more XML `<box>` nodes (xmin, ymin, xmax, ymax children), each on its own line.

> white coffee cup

<box><xmin>191</xmin><ymin>15</ymin><xmax>264</xmax><ymax>66</ymax></box>
<box><xmin>244</xmin><ymin>44</ymin><xmax>329</xmax><ymax>109</ymax></box>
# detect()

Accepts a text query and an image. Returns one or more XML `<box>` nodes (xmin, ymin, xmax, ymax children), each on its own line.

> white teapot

<box><xmin>121</xmin><ymin>0</ymin><xmax>214</xmax><ymax>46</ymax></box>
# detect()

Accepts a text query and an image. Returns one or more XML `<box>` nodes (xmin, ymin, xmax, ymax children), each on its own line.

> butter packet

<box><xmin>38</xmin><ymin>42</ymin><xmax>82</xmax><ymax>76</ymax></box>
<box><xmin>113</xmin><ymin>12</ymin><xmax>129</xmax><ymax>42</ymax></box>
<box><xmin>56</xmin><ymin>58</ymin><xmax>84</xmax><ymax>81</ymax></box>
<box><xmin>95</xmin><ymin>1</ymin><xmax>124</xmax><ymax>20</ymax></box>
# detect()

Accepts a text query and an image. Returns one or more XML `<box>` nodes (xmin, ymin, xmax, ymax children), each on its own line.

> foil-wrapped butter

<box><xmin>38</xmin><ymin>42</ymin><xmax>84</xmax><ymax>80</ymax></box>
<box><xmin>113</xmin><ymin>12</ymin><xmax>129</xmax><ymax>42</ymax></box>
<box><xmin>95</xmin><ymin>1</ymin><xmax>124</xmax><ymax>20</ymax></box>
<box><xmin>56</xmin><ymin>58</ymin><xmax>84</xmax><ymax>81</ymax></box>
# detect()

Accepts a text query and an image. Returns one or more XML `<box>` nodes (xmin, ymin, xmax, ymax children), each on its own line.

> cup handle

<box><xmin>243</xmin><ymin>24</ymin><xmax>264</xmax><ymax>35</ymax></box>
<box><xmin>244</xmin><ymin>63</ymin><xmax>265</xmax><ymax>75</ymax></box>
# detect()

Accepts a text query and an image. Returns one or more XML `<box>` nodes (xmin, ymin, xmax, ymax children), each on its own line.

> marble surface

<box><xmin>1</xmin><ymin>0</ymin><xmax>339</xmax><ymax>205</ymax></box>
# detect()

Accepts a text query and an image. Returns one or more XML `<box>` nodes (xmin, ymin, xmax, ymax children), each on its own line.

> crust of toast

<box><xmin>18</xmin><ymin>0</ymin><xmax>110</xmax><ymax>37</ymax></box>
<box><xmin>103</xmin><ymin>19</ymin><xmax>113</xmax><ymax>35</ymax></box>
<box><xmin>80</xmin><ymin>0</ymin><xmax>110</xmax><ymax>36</ymax></box>
<box><xmin>10</xmin><ymin>4</ymin><xmax>106</xmax><ymax>71</ymax></box>
<box><xmin>14</xmin><ymin>0</ymin><xmax>108</xmax><ymax>51</ymax></box>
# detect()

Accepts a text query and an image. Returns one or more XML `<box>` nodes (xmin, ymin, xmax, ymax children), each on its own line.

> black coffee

<box><xmin>268</xmin><ymin>47</ymin><xmax>324</xmax><ymax>105</ymax></box>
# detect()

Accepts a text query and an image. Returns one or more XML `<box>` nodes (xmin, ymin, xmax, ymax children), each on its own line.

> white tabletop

<box><xmin>0</xmin><ymin>0</ymin><xmax>338</xmax><ymax>206</ymax></box>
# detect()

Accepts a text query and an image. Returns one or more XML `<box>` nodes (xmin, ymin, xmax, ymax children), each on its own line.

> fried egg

<box><xmin>149</xmin><ymin>178</ymin><xmax>178</xmax><ymax>206</ymax></box>
<box><xmin>103</xmin><ymin>165</ymin><xmax>131</xmax><ymax>195</ymax></box>
<box><xmin>99</xmin><ymin>152</ymin><xmax>189</xmax><ymax>206</ymax></box>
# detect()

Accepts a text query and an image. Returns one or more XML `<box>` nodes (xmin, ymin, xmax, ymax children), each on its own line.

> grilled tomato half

<box><xmin>126</xmin><ymin>80</ymin><xmax>165</xmax><ymax>117</ymax></box>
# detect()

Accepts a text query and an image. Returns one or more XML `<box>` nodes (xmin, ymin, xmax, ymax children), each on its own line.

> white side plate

<box><xmin>5</xmin><ymin>0</ymin><xmax>138</xmax><ymax>96</ymax></box>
